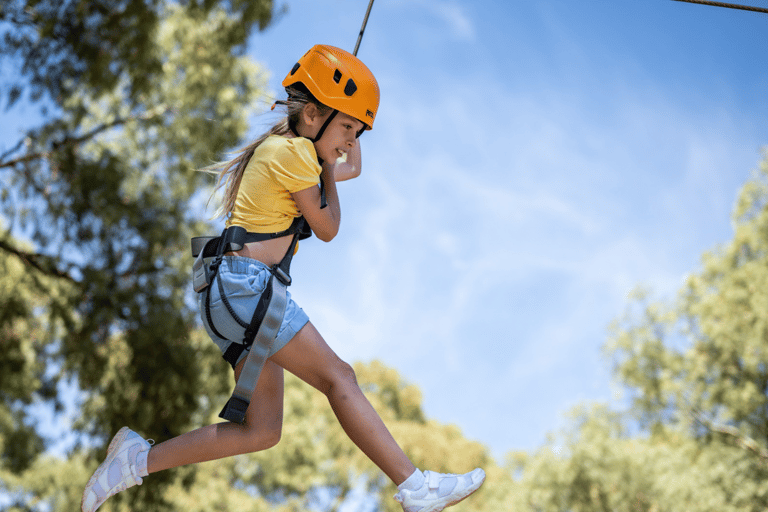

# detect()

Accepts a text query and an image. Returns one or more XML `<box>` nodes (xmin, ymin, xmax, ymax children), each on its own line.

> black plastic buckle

<box><xmin>219</xmin><ymin>395</ymin><xmax>249</xmax><ymax>424</ymax></box>
<box><xmin>191</xmin><ymin>236</ymin><xmax>216</xmax><ymax>257</ymax></box>
<box><xmin>221</xmin><ymin>226</ymin><xmax>246</xmax><ymax>254</ymax></box>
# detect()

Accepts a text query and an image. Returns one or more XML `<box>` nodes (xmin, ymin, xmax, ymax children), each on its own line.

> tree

<box><xmin>608</xmin><ymin>151</ymin><xmax>768</xmax><ymax>468</ymax></box>
<box><xmin>0</xmin><ymin>0</ymin><xmax>276</xmax><ymax>508</ymax></box>
<box><xmin>165</xmin><ymin>360</ymin><xmax>496</xmax><ymax>512</ymax></box>
<box><xmin>509</xmin><ymin>151</ymin><xmax>768</xmax><ymax>511</ymax></box>
<box><xmin>1</xmin><ymin>355</ymin><xmax>501</xmax><ymax>511</ymax></box>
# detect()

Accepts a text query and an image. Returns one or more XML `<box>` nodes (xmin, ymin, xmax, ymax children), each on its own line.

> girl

<box><xmin>82</xmin><ymin>44</ymin><xmax>485</xmax><ymax>512</ymax></box>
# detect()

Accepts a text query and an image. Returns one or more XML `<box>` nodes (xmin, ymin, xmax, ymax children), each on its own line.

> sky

<box><xmin>3</xmin><ymin>0</ymin><xmax>767</xmax><ymax>465</ymax></box>
<box><xmin>240</xmin><ymin>0</ymin><xmax>768</xmax><ymax>461</ymax></box>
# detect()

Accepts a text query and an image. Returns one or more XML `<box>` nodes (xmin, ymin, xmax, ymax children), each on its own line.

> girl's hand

<box><xmin>333</xmin><ymin>139</ymin><xmax>362</xmax><ymax>182</ymax></box>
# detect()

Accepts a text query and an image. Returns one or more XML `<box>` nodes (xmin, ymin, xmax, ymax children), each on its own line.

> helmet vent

<box><xmin>290</xmin><ymin>62</ymin><xmax>301</xmax><ymax>75</ymax></box>
<box><xmin>333</xmin><ymin>69</ymin><xmax>342</xmax><ymax>84</ymax></box>
<box><xmin>344</xmin><ymin>79</ymin><xmax>357</xmax><ymax>96</ymax></box>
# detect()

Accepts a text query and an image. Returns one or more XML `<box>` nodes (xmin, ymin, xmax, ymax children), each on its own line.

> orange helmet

<box><xmin>282</xmin><ymin>44</ymin><xmax>380</xmax><ymax>131</ymax></box>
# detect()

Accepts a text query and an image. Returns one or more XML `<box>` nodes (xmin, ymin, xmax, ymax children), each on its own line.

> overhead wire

<box><xmin>353</xmin><ymin>0</ymin><xmax>376</xmax><ymax>56</ymax></box>
<box><xmin>672</xmin><ymin>0</ymin><xmax>768</xmax><ymax>14</ymax></box>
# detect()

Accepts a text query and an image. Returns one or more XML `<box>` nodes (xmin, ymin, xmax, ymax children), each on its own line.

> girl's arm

<box><xmin>291</xmin><ymin>160</ymin><xmax>341</xmax><ymax>242</ymax></box>
<box><xmin>333</xmin><ymin>139</ymin><xmax>362</xmax><ymax>182</ymax></box>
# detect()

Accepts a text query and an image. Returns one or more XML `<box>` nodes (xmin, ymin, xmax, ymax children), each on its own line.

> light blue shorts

<box><xmin>198</xmin><ymin>256</ymin><xmax>309</xmax><ymax>368</ymax></box>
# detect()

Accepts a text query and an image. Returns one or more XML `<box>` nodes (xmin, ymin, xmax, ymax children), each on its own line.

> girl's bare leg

<box><xmin>146</xmin><ymin>359</ymin><xmax>284</xmax><ymax>473</ymax></box>
<box><xmin>269</xmin><ymin>321</ymin><xmax>416</xmax><ymax>485</ymax></box>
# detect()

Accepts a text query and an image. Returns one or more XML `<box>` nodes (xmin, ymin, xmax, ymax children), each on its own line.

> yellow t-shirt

<box><xmin>226</xmin><ymin>135</ymin><xmax>321</xmax><ymax>234</ymax></box>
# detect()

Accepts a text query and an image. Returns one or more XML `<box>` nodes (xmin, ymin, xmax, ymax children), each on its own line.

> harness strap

<box><xmin>191</xmin><ymin>217</ymin><xmax>307</xmax><ymax>424</ymax></box>
<box><xmin>191</xmin><ymin>216</ymin><xmax>311</xmax><ymax>258</ymax></box>
<box><xmin>221</xmin><ymin>272</ymin><xmax>272</xmax><ymax>368</ymax></box>
<box><xmin>204</xmin><ymin>285</ymin><xmax>228</xmax><ymax>340</ymax></box>
<box><xmin>218</xmin><ymin>273</ymin><xmax>287</xmax><ymax>423</ymax></box>
<box><xmin>217</xmin><ymin>225</ymin><xmax>301</xmax><ymax>423</ymax></box>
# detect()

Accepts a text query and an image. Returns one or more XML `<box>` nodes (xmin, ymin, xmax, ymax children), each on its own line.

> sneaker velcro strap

<box><xmin>427</xmin><ymin>470</ymin><xmax>441</xmax><ymax>489</ymax></box>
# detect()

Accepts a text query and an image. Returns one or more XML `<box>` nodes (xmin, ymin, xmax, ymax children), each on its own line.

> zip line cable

<box><xmin>672</xmin><ymin>0</ymin><xmax>768</xmax><ymax>14</ymax></box>
<box><xmin>353</xmin><ymin>0</ymin><xmax>376</xmax><ymax>56</ymax></box>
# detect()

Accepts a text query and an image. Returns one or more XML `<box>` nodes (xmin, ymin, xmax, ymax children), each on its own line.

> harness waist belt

<box><xmin>191</xmin><ymin>219</ymin><xmax>312</xmax><ymax>258</ymax></box>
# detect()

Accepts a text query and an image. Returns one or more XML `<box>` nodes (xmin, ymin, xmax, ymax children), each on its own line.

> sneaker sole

<box><xmin>81</xmin><ymin>427</ymin><xmax>131</xmax><ymax>512</ymax></box>
<box><xmin>423</xmin><ymin>469</ymin><xmax>486</xmax><ymax>512</ymax></box>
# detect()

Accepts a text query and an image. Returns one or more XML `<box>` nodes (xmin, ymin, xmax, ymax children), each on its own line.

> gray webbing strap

<box><xmin>204</xmin><ymin>219</ymin><xmax>305</xmax><ymax>424</ymax></box>
<box><xmin>218</xmin><ymin>274</ymin><xmax>287</xmax><ymax>424</ymax></box>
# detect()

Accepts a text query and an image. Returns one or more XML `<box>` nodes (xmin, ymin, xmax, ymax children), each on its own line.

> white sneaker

<box><xmin>81</xmin><ymin>427</ymin><xmax>154</xmax><ymax>512</ymax></box>
<box><xmin>394</xmin><ymin>468</ymin><xmax>486</xmax><ymax>512</ymax></box>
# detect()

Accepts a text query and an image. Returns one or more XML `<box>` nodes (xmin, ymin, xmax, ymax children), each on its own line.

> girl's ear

<box><xmin>302</xmin><ymin>103</ymin><xmax>320</xmax><ymax>127</ymax></box>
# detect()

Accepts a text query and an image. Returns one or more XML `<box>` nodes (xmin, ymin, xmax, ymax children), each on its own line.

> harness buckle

<box><xmin>192</xmin><ymin>236</ymin><xmax>223</xmax><ymax>293</ymax></box>
<box><xmin>271</xmin><ymin>265</ymin><xmax>292</xmax><ymax>286</ymax></box>
<box><xmin>221</xmin><ymin>226</ymin><xmax>246</xmax><ymax>253</ymax></box>
<box><xmin>192</xmin><ymin>253</ymin><xmax>211</xmax><ymax>292</ymax></box>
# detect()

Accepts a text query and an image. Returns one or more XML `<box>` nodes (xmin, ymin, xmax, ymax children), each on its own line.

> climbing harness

<box><xmin>192</xmin><ymin>2</ymin><xmax>379</xmax><ymax>425</ymax></box>
<box><xmin>191</xmin><ymin>217</ymin><xmax>311</xmax><ymax>424</ymax></box>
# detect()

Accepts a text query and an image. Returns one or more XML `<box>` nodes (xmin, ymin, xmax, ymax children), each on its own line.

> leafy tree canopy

<box><xmin>510</xmin><ymin>152</ymin><xmax>768</xmax><ymax>512</ymax></box>
<box><xmin>0</xmin><ymin>0</ymin><xmax>275</xmax><ymax>507</ymax></box>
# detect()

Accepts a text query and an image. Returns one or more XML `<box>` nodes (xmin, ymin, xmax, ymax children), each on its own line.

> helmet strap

<box><xmin>288</xmin><ymin>117</ymin><xmax>299</xmax><ymax>138</ymax></box>
<box><xmin>289</xmin><ymin>108</ymin><xmax>339</xmax><ymax>165</ymax></box>
<box><xmin>312</xmin><ymin>110</ymin><xmax>338</xmax><ymax>144</ymax></box>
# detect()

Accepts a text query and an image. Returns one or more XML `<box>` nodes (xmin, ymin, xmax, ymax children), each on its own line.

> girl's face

<box><xmin>303</xmin><ymin>106</ymin><xmax>364</xmax><ymax>163</ymax></box>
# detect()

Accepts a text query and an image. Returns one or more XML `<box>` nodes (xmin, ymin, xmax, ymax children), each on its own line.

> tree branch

<box><xmin>691</xmin><ymin>410</ymin><xmax>768</xmax><ymax>463</ymax></box>
<box><xmin>0</xmin><ymin>138</ymin><xmax>25</xmax><ymax>163</ymax></box>
<box><xmin>0</xmin><ymin>238</ymin><xmax>77</xmax><ymax>283</ymax></box>
<box><xmin>0</xmin><ymin>104</ymin><xmax>168</xmax><ymax>169</ymax></box>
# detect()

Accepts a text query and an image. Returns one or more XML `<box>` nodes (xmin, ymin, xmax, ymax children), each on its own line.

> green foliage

<box><xmin>0</xmin><ymin>0</ymin><xmax>275</xmax><ymax>509</ymax></box>
<box><xmin>509</xmin><ymin>151</ymin><xmax>768</xmax><ymax>512</ymax></box>
<box><xmin>511</xmin><ymin>403</ymin><xmax>768</xmax><ymax>512</ymax></box>
<box><xmin>607</xmin><ymin>152</ymin><xmax>768</xmax><ymax>452</ymax></box>
<box><xmin>0</xmin><ymin>0</ymin><xmax>275</xmax><ymax>106</ymax></box>
<box><xmin>235</xmin><ymin>360</ymin><xmax>494</xmax><ymax>512</ymax></box>
<box><xmin>514</xmin><ymin>405</ymin><xmax>654</xmax><ymax>512</ymax></box>
<box><xmin>0</xmin><ymin>236</ymin><xmax>71</xmax><ymax>475</ymax></box>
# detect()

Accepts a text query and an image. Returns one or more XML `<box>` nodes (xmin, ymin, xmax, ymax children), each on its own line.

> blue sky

<box><xmin>3</xmin><ymin>0</ymin><xmax>767</xmax><ymax>464</ymax></box>
<box><xmin>243</xmin><ymin>0</ymin><xmax>768</xmax><ymax>460</ymax></box>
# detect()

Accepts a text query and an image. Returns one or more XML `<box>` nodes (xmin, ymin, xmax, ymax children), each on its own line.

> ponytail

<box><xmin>202</xmin><ymin>86</ymin><xmax>331</xmax><ymax>220</ymax></box>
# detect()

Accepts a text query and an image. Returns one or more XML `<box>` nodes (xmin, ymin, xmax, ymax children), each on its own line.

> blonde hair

<box><xmin>203</xmin><ymin>86</ymin><xmax>331</xmax><ymax>219</ymax></box>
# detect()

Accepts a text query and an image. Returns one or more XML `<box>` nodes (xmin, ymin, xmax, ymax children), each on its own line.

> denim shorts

<box><xmin>198</xmin><ymin>256</ymin><xmax>309</xmax><ymax>368</ymax></box>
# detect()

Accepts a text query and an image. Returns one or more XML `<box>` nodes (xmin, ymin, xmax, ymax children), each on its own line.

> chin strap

<box><xmin>311</xmin><ymin>113</ymin><xmax>336</xmax><ymax>209</ymax></box>
<box><xmin>286</xmin><ymin>108</ymin><xmax>339</xmax><ymax>146</ymax></box>
<box><xmin>311</xmin><ymin>110</ymin><xmax>338</xmax><ymax>143</ymax></box>
<box><xmin>288</xmin><ymin>111</ymin><xmax>334</xmax><ymax>209</ymax></box>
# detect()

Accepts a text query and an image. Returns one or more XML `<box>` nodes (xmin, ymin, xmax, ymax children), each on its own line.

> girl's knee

<box><xmin>240</xmin><ymin>425</ymin><xmax>281</xmax><ymax>453</ymax></box>
<box><xmin>320</xmin><ymin>359</ymin><xmax>358</xmax><ymax>396</ymax></box>
<box><xmin>261</xmin><ymin>428</ymin><xmax>281</xmax><ymax>450</ymax></box>
<box><xmin>316</xmin><ymin>359</ymin><xmax>357</xmax><ymax>395</ymax></box>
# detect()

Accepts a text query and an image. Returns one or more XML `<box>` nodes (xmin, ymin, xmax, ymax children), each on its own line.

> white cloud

<box><xmin>430</xmin><ymin>1</ymin><xmax>475</xmax><ymax>41</ymax></box>
<box><xmin>386</xmin><ymin>0</ymin><xmax>475</xmax><ymax>43</ymax></box>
